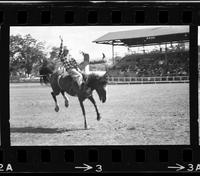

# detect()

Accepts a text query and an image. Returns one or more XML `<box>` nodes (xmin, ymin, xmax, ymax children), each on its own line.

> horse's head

<box><xmin>87</xmin><ymin>73</ymin><xmax>108</xmax><ymax>103</ymax></box>
<box><xmin>96</xmin><ymin>75</ymin><xmax>107</xmax><ymax>103</ymax></box>
<box><xmin>39</xmin><ymin>59</ymin><xmax>55</xmax><ymax>84</ymax></box>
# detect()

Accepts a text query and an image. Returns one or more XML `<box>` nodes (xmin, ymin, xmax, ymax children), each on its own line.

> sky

<box><xmin>10</xmin><ymin>26</ymin><xmax>189</xmax><ymax>63</ymax></box>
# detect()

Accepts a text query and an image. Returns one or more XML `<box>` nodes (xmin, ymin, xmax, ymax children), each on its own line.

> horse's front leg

<box><xmin>78</xmin><ymin>97</ymin><xmax>88</xmax><ymax>129</ymax></box>
<box><xmin>51</xmin><ymin>92</ymin><xmax>59</xmax><ymax>112</ymax></box>
<box><xmin>88</xmin><ymin>96</ymin><xmax>101</xmax><ymax>121</ymax></box>
<box><xmin>61</xmin><ymin>91</ymin><xmax>69</xmax><ymax>108</ymax></box>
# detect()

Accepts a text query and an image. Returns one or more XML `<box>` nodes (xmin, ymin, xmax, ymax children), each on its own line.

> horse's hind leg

<box><xmin>51</xmin><ymin>92</ymin><xmax>59</xmax><ymax>112</ymax></box>
<box><xmin>61</xmin><ymin>91</ymin><xmax>69</xmax><ymax>108</ymax></box>
<box><xmin>78</xmin><ymin>97</ymin><xmax>88</xmax><ymax>129</ymax></box>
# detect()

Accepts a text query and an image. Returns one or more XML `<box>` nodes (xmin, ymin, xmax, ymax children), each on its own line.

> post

<box><xmin>112</xmin><ymin>41</ymin><xmax>114</xmax><ymax>65</ymax></box>
<box><xmin>143</xmin><ymin>44</ymin><xmax>145</xmax><ymax>54</ymax></box>
<box><xmin>165</xmin><ymin>43</ymin><xmax>168</xmax><ymax>74</ymax></box>
<box><xmin>165</xmin><ymin>43</ymin><xmax>168</xmax><ymax>60</ymax></box>
<box><xmin>170</xmin><ymin>41</ymin><xmax>173</xmax><ymax>50</ymax></box>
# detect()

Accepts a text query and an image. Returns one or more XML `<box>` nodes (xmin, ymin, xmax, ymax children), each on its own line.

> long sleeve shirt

<box><xmin>58</xmin><ymin>40</ymin><xmax>79</xmax><ymax>71</ymax></box>
<box><xmin>61</xmin><ymin>55</ymin><xmax>79</xmax><ymax>71</ymax></box>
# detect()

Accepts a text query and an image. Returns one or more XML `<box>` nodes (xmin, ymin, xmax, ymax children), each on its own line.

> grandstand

<box><xmin>108</xmin><ymin>50</ymin><xmax>189</xmax><ymax>77</ymax></box>
<box><xmin>93</xmin><ymin>26</ymin><xmax>189</xmax><ymax>82</ymax></box>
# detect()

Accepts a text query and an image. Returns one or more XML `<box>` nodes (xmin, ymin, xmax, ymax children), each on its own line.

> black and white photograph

<box><xmin>9</xmin><ymin>26</ymin><xmax>190</xmax><ymax>146</ymax></box>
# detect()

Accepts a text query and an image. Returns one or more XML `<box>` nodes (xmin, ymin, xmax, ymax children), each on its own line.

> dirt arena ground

<box><xmin>10</xmin><ymin>83</ymin><xmax>190</xmax><ymax>146</ymax></box>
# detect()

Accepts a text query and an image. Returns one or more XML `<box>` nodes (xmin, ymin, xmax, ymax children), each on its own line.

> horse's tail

<box><xmin>39</xmin><ymin>59</ymin><xmax>56</xmax><ymax>85</ymax></box>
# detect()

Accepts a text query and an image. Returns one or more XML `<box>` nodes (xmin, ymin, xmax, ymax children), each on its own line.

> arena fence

<box><xmin>9</xmin><ymin>76</ymin><xmax>189</xmax><ymax>84</ymax></box>
<box><xmin>108</xmin><ymin>76</ymin><xmax>189</xmax><ymax>84</ymax></box>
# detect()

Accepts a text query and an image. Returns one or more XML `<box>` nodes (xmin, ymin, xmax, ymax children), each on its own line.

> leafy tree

<box><xmin>10</xmin><ymin>34</ymin><xmax>46</xmax><ymax>77</ymax></box>
<box><xmin>49</xmin><ymin>46</ymin><xmax>60</xmax><ymax>60</ymax></box>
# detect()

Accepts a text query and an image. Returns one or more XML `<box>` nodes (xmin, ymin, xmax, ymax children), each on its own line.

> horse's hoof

<box><xmin>84</xmin><ymin>124</ymin><xmax>88</xmax><ymax>130</ymax></box>
<box><xmin>65</xmin><ymin>102</ymin><xmax>69</xmax><ymax>108</ymax></box>
<box><xmin>97</xmin><ymin>115</ymin><xmax>101</xmax><ymax>121</ymax></box>
<box><xmin>55</xmin><ymin>106</ymin><xmax>59</xmax><ymax>112</ymax></box>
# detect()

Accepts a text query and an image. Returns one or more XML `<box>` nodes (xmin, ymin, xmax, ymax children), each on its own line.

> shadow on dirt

<box><xmin>127</xmin><ymin>127</ymin><xmax>136</xmax><ymax>130</ymax></box>
<box><xmin>11</xmin><ymin>127</ymin><xmax>92</xmax><ymax>134</ymax></box>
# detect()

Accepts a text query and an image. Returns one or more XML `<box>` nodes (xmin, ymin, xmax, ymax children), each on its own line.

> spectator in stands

<box><xmin>109</xmin><ymin>51</ymin><xmax>189</xmax><ymax>77</ymax></box>
<box><xmin>102</xmin><ymin>53</ymin><xmax>105</xmax><ymax>60</ymax></box>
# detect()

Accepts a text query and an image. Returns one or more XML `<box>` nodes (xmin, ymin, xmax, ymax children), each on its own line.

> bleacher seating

<box><xmin>108</xmin><ymin>51</ymin><xmax>189</xmax><ymax>77</ymax></box>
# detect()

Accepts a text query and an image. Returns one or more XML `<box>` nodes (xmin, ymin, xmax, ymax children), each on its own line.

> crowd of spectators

<box><xmin>109</xmin><ymin>51</ymin><xmax>189</xmax><ymax>77</ymax></box>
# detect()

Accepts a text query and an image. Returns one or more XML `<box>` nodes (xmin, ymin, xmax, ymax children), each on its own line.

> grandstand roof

<box><xmin>93</xmin><ymin>26</ymin><xmax>189</xmax><ymax>47</ymax></box>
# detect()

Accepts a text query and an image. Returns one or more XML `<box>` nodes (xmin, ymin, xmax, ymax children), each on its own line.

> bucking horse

<box><xmin>39</xmin><ymin>59</ymin><xmax>108</xmax><ymax>129</ymax></box>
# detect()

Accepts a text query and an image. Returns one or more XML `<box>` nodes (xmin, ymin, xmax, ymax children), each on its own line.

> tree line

<box><xmin>10</xmin><ymin>34</ymin><xmax>61</xmax><ymax>78</ymax></box>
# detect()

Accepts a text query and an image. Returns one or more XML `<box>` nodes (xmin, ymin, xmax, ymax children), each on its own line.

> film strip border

<box><xmin>0</xmin><ymin>3</ymin><xmax>198</xmax><ymax>25</ymax></box>
<box><xmin>0</xmin><ymin>146</ymin><xmax>200</xmax><ymax>172</ymax></box>
<box><xmin>0</xmin><ymin>1</ymin><xmax>200</xmax><ymax>173</ymax></box>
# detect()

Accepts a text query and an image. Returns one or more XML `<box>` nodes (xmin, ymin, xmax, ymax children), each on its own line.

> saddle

<box><xmin>60</xmin><ymin>71</ymin><xmax>91</xmax><ymax>96</ymax></box>
<box><xmin>61</xmin><ymin>71</ymin><xmax>88</xmax><ymax>84</ymax></box>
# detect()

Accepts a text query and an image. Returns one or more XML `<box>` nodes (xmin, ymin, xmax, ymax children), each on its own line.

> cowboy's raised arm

<box><xmin>58</xmin><ymin>36</ymin><xmax>63</xmax><ymax>60</ymax></box>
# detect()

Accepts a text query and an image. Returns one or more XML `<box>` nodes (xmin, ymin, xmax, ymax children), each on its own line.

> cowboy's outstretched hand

<box><xmin>59</xmin><ymin>36</ymin><xmax>63</xmax><ymax>41</ymax></box>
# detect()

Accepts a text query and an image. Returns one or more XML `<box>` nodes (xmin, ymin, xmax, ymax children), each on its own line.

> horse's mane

<box><xmin>39</xmin><ymin>59</ymin><xmax>62</xmax><ymax>84</ymax></box>
<box><xmin>87</xmin><ymin>73</ymin><xmax>107</xmax><ymax>88</ymax></box>
<box><xmin>39</xmin><ymin>59</ymin><xmax>63</xmax><ymax>74</ymax></box>
<box><xmin>87</xmin><ymin>73</ymin><xmax>99</xmax><ymax>81</ymax></box>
